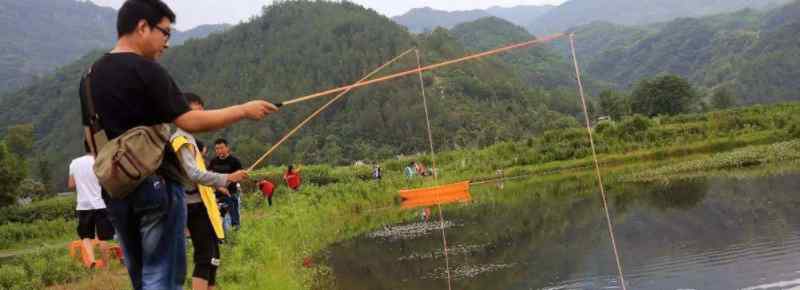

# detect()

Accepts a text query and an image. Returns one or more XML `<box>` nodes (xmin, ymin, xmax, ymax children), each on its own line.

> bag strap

<box><xmin>82</xmin><ymin>65</ymin><xmax>104</xmax><ymax>156</ymax></box>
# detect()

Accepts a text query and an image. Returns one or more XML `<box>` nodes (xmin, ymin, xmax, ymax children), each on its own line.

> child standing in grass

<box><xmin>284</xmin><ymin>165</ymin><xmax>302</xmax><ymax>191</ymax></box>
<box><xmin>258</xmin><ymin>179</ymin><xmax>275</xmax><ymax>207</ymax></box>
<box><xmin>172</xmin><ymin>93</ymin><xmax>249</xmax><ymax>290</ymax></box>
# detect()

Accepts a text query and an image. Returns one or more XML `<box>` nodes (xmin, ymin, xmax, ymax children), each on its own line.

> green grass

<box><xmin>0</xmin><ymin>218</ymin><xmax>74</xmax><ymax>250</ymax></box>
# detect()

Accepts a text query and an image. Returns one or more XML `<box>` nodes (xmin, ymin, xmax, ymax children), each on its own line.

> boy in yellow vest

<box><xmin>171</xmin><ymin>93</ymin><xmax>248</xmax><ymax>290</ymax></box>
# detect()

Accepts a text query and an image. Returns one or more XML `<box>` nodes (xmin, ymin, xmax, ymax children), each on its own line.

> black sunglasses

<box><xmin>152</xmin><ymin>25</ymin><xmax>171</xmax><ymax>40</ymax></box>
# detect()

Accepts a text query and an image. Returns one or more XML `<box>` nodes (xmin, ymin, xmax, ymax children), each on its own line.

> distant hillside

<box><xmin>484</xmin><ymin>5</ymin><xmax>555</xmax><ymax>27</ymax></box>
<box><xmin>0</xmin><ymin>1</ymin><xmax>580</xmax><ymax>191</ymax></box>
<box><xmin>528</xmin><ymin>0</ymin><xmax>793</xmax><ymax>35</ymax></box>
<box><xmin>564</xmin><ymin>0</ymin><xmax>800</xmax><ymax>104</ymax></box>
<box><xmin>171</xmin><ymin>24</ymin><xmax>231</xmax><ymax>45</ymax></box>
<box><xmin>392</xmin><ymin>7</ymin><xmax>491</xmax><ymax>33</ymax></box>
<box><xmin>0</xmin><ymin>0</ymin><xmax>229</xmax><ymax>93</ymax></box>
<box><xmin>392</xmin><ymin>5</ymin><xmax>554</xmax><ymax>34</ymax></box>
<box><xmin>0</xmin><ymin>0</ymin><xmax>116</xmax><ymax>93</ymax></box>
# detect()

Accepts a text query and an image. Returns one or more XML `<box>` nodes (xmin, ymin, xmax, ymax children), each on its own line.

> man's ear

<box><xmin>135</xmin><ymin>19</ymin><xmax>149</xmax><ymax>35</ymax></box>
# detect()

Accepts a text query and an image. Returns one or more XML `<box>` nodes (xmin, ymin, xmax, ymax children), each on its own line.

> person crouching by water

<box><xmin>372</xmin><ymin>164</ymin><xmax>382</xmax><ymax>180</ymax></box>
<box><xmin>404</xmin><ymin>162</ymin><xmax>416</xmax><ymax>179</ymax></box>
<box><xmin>284</xmin><ymin>165</ymin><xmax>302</xmax><ymax>191</ymax></box>
<box><xmin>171</xmin><ymin>93</ymin><xmax>249</xmax><ymax>290</ymax></box>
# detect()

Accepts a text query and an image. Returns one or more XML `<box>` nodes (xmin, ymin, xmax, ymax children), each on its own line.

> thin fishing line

<box><xmin>415</xmin><ymin>49</ymin><xmax>453</xmax><ymax>290</ymax></box>
<box><xmin>569</xmin><ymin>33</ymin><xmax>628</xmax><ymax>290</ymax></box>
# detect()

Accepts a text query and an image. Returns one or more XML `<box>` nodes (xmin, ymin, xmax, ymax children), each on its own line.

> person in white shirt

<box><xmin>68</xmin><ymin>145</ymin><xmax>115</xmax><ymax>268</ymax></box>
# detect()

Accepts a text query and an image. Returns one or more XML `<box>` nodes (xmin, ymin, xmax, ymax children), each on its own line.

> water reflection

<box><xmin>323</xmin><ymin>173</ymin><xmax>800</xmax><ymax>290</ymax></box>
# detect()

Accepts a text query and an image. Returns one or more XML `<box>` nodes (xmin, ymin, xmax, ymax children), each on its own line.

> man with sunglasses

<box><xmin>79</xmin><ymin>1</ymin><xmax>278</xmax><ymax>289</ymax></box>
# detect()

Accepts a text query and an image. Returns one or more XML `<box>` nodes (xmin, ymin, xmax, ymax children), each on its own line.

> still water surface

<box><xmin>325</xmin><ymin>173</ymin><xmax>800</xmax><ymax>290</ymax></box>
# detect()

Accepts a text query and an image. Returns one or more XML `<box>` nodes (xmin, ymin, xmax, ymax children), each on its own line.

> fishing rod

<box><xmin>273</xmin><ymin>33</ymin><xmax>566</xmax><ymax>108</ymax></box>
<box><xmin>247</xmin><ymin>48</ymin><xmax>417</xmax><ymax>171</ymax></box>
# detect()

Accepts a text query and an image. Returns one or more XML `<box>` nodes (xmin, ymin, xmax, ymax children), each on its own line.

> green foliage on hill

<box><xmin>450</xmin><ymin>17</ymin><xmax>575</xmax><ymax>89</ymax></box>
<box><xmin>527</xmin><ymin>0</ymin><xmax>792</xmax><ymax>35</ymax></box>
<box><xmin>565</xmin><ymin>1</ymin><xmax>800</xmax><ymax>105</ymax></box>
<box><xmin>0</xmin><ymin>0</ymin><xmax>116</xmax><ymax>93</ymax></box>
<box><xmin>0</xmin><ymin>0</ymin><xmax>229</xmax><ymax>94</ymax></box>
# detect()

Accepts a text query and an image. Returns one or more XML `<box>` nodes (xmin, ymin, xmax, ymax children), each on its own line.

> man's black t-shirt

<box><xmin>208</xmin><ymin>155</ymin><xmax>242</xmax><ymax>194</ymax></box>
<box><xmin>80</xmin><ymin>53</ymin><xmax>190</xmax><ymax>183</ymax></box>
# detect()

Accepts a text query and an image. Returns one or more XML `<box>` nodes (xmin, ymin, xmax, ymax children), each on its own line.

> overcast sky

<box><xmin>89</xmin><ymin>0</ymin><xmax>567</xmax><ymax>30</ymax></box>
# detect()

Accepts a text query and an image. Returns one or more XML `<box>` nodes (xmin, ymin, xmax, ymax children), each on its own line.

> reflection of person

<box><xmin>419</xmin><ymin>208</ymin><xmax>431</xmax><ymax>222</ymax></box>
<box><xmin>68</xmin><ymin>144</ymin><xmax>114</xmax><ymax>268</ymax></box>
<box><xmin>284</xmin><ymin>165</ymin><xmax>302</xmax><ymax>191</ymax></box>
<box><xmin>171</xmin><ymin>93</ymin><xmax>248</xmax><ymax>290</ymax></box>
<box><xmin>209</xmin><ymin>138</ymin><xmax>243</xmax><ymax>230</ymax></box>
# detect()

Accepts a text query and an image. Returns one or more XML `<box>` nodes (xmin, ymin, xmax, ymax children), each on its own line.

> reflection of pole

<box><xmin>569</xmin><ymin>33</ymin><xmax>627</xmax><ymax>290</ymax></box>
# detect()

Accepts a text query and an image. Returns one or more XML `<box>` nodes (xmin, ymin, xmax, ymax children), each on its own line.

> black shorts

<box><xmin>187</xmin><ymin>202</ymin><xmax>221</xmax><ymax>284</ymax></box>
<box><xmin>76</xmin><ymin>209</ymin><xmax>115</xmax><ymax>241</ymax></box>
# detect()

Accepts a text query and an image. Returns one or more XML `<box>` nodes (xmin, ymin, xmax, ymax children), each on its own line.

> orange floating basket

<box><xmin>399</xmin><ymin>181</ymin><xmax>471</xmax><ymax>209</ymax></box>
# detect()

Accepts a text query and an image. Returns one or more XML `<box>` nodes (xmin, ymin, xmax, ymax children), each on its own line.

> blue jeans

<box><xmin>105</xmin><ymin>176</ymin><xmax>187</xmax><ymax>290</ymax></box>
<box><xmin>222</xmin><ymin>194</ymin><xmax>240</xmax><ymax>227</ymax></box>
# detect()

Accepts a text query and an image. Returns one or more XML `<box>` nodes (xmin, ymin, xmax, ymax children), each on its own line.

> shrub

<box><xmin>0</xmin><ymin>196</ymin><xmax>75</xmax><ymax>225</ymax></box>
<box><xmin>0</xmin><ymin>219</ymin><xmax>74</xmax><ymax>249</ymax></box>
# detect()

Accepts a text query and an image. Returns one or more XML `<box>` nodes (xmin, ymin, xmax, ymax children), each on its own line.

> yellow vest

<box><xmin>171</xmin><ymin>136</ymin><xmax>225</xmax><ymax>240</ymax></box>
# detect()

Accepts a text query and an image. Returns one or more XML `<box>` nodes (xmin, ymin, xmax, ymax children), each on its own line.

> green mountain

<box><xmin>0</xmin><ymin>0</ymin><xmax>228</xmax><ymax>94</ymax></box>
<box><xmin>0</xmin><ymin>1</ymin><xmax>579</xmax><ymax>191</ymax></box>
<box><xmin>450</xmin><ymin>17</ymin><xmax>576</xmax><ymax>90</ymax></box>
<box><xmin>567</xmin><ymin>1</ymin><xmax>800</xmax><ymax>104</ymax></box>
<box><xmin>527</xmin><ymin>0</ymin><xmax>792</xmax><ymax>35</ymax></box>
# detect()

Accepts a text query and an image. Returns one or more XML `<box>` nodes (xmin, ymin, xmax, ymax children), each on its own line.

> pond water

<box><xmin>323</xmin><ymin>172</ymin><xmax>800</xmax><ymax>290</ymax></box>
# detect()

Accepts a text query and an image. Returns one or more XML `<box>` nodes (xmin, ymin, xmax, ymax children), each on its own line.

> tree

<box><xmin>597</xmin><ymin>90</ymin><xmax>630</xmax><ymax>120</ymax></box>
<box><xmin>0</xmin><ymin>142</ymin><xmax>27</xmax><ymax>207</ymax></box>
<box><xmin>17</xmin><ymin>178</ymin><xmax>47</xmax><ymax>200</ymax></box>
<box><xmin>320</xmin><ymin>135</ymin><xmax>344</xmax><ymax>165</ymax></box>
<box><xmin>710</xmin><ymin>88</ymin><xmax>737</xmax><ymax>110</ymax></box>
<box><xmin>631</xmin><ymin>75</ymin><xmax>699</xmax><ymax>116</ymax></box>
<box><xmin>232</xmin><ymin>137</ymin><xmax>265</xmax><ymax>168</ymax></box>
<box><xmin>5</xmin><ymin>123</ymin><xmax>34</xmax><ymax>157</ymax></box>
<box><xmin>36</xmin><ymin>158</ymin><xmax>52</xmax><ymax>194</ymax></box>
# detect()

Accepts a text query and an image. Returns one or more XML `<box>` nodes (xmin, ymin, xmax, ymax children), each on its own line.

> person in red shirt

<box><xmin>283</xmin><ymin>165</ymin><xmax>302</xmax><ymax>191</ymax></box>
<box><xmin>258</xmin><ymin>179</ymin><xmax>275</xmax><ymax>207</ymax></box>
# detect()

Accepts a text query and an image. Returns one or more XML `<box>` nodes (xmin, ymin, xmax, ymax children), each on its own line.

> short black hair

<box><xmin>214</xmin><ymin>138</ymin><xmax>228</xmax><ymax>146</ymax></box>
<box><xmin>184</xmin><ymin>92</ymin><xmax>205</xmax><ymax>107</ymax></box>
<box><xmin>196</xmin><ymin>140</ymin><xmax>206</xmax><ymax>151</ymax></box>
<box><xmin>117</xmin><ymin>0</ymin><xmax>176</xmax><ymax>38</ymax></box>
